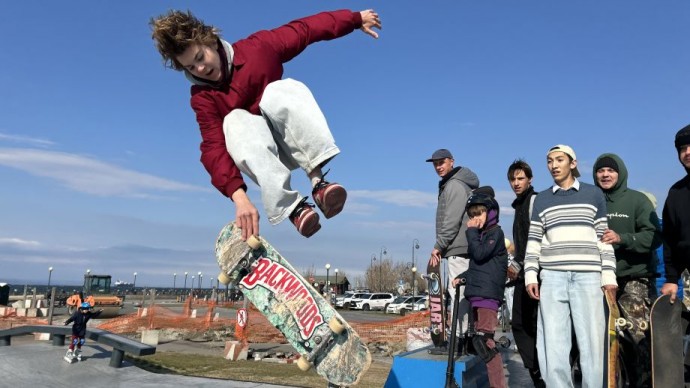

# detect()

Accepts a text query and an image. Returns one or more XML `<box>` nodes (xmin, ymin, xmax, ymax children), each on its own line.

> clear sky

<box><xmin>1</xmin><ymin>1</ymin><xmax>688</xmax><ymax>287</ymax></box>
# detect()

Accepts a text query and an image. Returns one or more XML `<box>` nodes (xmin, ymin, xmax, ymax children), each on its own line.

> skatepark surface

<box><xmin>1</xmin><ymin>335</ymin><xmax>294</xmax><ymax>388</ymax></box>
<box><xmin>3</xmin><ymin>329</ymin><xmax>538</xmax><ymax>388</ymax></box>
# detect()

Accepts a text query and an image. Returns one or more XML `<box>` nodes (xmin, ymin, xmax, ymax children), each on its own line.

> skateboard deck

<box><xmin>603</xmin><ymin>290</ymin><xmax>620</xmax><ymax>388</ymax></box>
<box><xmin>650</xmin><ymin>294</ymin><xmax>683</xmax><ymax>388</ymax></box>
<box><xmin>63</xmin><ymin>353</ymin><xmax>76</xmax><ymax>363</ymax></box>
<box><xmin>425</xmin><ymin>261</ymin><xmax>446</xmax><ymax>350</ymax></box>
<box><xmin>215</xmin><ymin>222</ymin><xmax>371</xmax><ymax>386</ymax></box>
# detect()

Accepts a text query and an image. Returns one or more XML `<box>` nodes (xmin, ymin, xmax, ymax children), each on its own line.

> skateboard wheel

<box><xmin>296</xmin><ymin>356</ymin><xmax>312</xmax><ymax>371</ymax></box>
<box><xmin>639</xmin><ymin>321</ymin><xmax>648</xmax><ymax>331</ymax></box>
<box><xmin>218</xmin><ymin>272</ymin><xmax>231</xmax><ymax>285</ymax></box>
<box><xmin>328</xmin><ymin>317</ymin><xmax>345</xmax><ymax>335</ymax></box>
<box><xmin>616</xmin><ymin>318</ymin><xmax>627</xmax><ymax>327</ymax></box>
<box><xmin>247</xmin><ymin>235</ymin><xmax>262</xmax><ymax>250</ymax></box>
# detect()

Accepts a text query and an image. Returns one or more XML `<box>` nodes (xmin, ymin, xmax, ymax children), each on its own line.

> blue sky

<box><xmin>1</xmin><ymin>1</ymin><xmax>689</xmax><ymax>287</ymax></box>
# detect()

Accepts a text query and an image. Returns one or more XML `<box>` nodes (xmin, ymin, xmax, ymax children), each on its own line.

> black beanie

<box><xmin>676</xmin><ymin>124</ymin><xmax>690</xmax><ymax>150</ymax></box>
<box><xmin>594</xmin><ymin>156</ymin><xmax>619</xmax><ymax>173</ymax></box>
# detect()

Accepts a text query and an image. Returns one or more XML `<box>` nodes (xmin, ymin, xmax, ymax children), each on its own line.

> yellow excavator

<box><xmin>66</xmin><ymin>274</ymin><xmax>123</xmax><ymax>317</ymax></box>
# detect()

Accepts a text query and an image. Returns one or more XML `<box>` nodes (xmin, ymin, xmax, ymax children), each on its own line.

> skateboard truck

<box><xmin>296</xmin><ymin>318</ymin><xmax>346</xmax><ymax>371</ymax></box>
<box><xmin>218</xmin><ymin>236</ymin><xmax>262</xmax><ymax>285</ymax></box>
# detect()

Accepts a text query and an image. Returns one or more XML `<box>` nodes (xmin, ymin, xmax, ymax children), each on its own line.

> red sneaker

<box><xmin>312</xmin><ymin>180</ymin><xmax>347</xmax><ymax>219</ymax></box>
<box><xmin>289</xmin><ymin>200</ymin><xmax>321</xmax><ymax>237</ymax></box>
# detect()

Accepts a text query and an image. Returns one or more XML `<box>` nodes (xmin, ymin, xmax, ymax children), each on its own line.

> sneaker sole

<box><xmin>317</xmin><ymin>186</ymin><xmax>347</xmax><ymax>219</ymax></box>
<box><xmin>296</xmin><ymin>210</ymin><xmax>321</xmax><ymax>238</ymax></box>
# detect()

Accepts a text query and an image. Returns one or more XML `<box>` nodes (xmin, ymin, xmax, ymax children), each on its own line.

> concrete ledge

<box><xmin>0</xmin><ymin>325</ymin><xmax>156</xmax><ymax>368</ymax></box>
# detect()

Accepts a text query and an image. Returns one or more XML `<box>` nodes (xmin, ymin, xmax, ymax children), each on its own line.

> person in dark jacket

<box><xmin>150</xmin><ymin>9</ymin><xmax>382</xmax><ymax>239</ymax></box>
<box><xmin>64</xmin><ymin>302</ymin><xmax>103</xmax><ymax>360</ymax></box>
<box><xmin>661</xmin><ymin>124</ymin><xmax>690</xmax><ymax>302</ymax></box>
<box><xmin>506</xmin><ymin>159</ymin><xmax>544</xmax><ymax>387</ymax></box>
<box><xmin>593</xmin><ymin>152</ymin><xmax>662</xmax><ymax>386</ymax></box>
<box><xmin>454</xmin><ymin>189</ymin><xmax>507</xmax><ymax>388</ymax></box>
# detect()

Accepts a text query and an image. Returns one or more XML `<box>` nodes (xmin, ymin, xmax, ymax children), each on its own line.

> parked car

<box><xmin>351</xmin><ymin>292</ymin><xmax>395</xmax><ymax>311</ymax></box>
<box><xmin>334</xmin><ymin>291</ymin><xmax>354</xmax><ymax>309</ymax></box>
<box><xmin>336</xmin><ymin>292</ymin><xmax>367</xmax><ymax>309</ymax></box>
<box><xmin>386</xmin><ymin>295</ymin><xmax>427</xmax><ymax>315</ymax></box>
<box><xmin>385</xmin><ymin>295</ymin><xmax>413</xmax><ymax>314</ymax></box>
<box><xmin>410</xmin><ymin>295</ymin><xmax>429</xmax><ymax>314</ymax></box>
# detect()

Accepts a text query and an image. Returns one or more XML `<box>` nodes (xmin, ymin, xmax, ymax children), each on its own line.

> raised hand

<box><xmin>359</xmin><ymin>9</ymin><xmax>382</xmax><ymax>39</ymax></box>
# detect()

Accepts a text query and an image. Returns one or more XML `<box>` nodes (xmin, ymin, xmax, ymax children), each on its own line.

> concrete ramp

<box><xmin>0</xmin><ymin>341</ymin><xmax>290</xmax><ymax>388</ymax></box>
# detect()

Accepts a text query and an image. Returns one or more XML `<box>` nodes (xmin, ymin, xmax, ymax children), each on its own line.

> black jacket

<box><xmin>662</xmin><ymin>174</ymin><xmax>690</xmax><ymax>283</ymax></box>
<box><xmin>511</xmin><ymin>186</ymin><xmax>537</xmax><ymax>268</ymax></box>
<box><xmin>65</xmin><ymin>310</ymin><xmax>102</xmax><ymax>337</ymax></box>
<box><xmin>464</xmin><ymin>225</ymin><xmax>508</xmax><ymax>302</ymax></box>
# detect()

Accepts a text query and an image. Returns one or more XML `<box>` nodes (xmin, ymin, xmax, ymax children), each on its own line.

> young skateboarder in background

<box><xmin>64</xmin><ymin>302</ymin><xmax>103</xmax><ymax>361</ymax></box>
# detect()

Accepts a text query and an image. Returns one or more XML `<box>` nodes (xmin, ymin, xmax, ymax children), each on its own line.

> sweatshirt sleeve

<box><xmin>252</xmin><ymin>10</ymin><xmax>362</xmax><ymax>64</ymax></box>
<box><xmin>435</xmin><ymin>181</ymin><xmax>469</xmax><ymax>252</ymax></box>
<box><xmin>662</xmin><ymin>194</ymin><xmax>682</xmax><ymax>284</ymax></box>
<box><xmin>617</xmin><ymin>194</ymin><xmax>662</xmax><ymax>254</ymax></box>
<box><xmin>191</xmin><ymin>91</ymin><xmax>247</xmax><ymax>198</ymax></box>
<box><xmin>594</xmin><ymin>190</ymin><xmax>617</xmax><ymax>286</ymax></box>
<box><xmin>524</xmin><ymin>197</ymin><xmax>544</xmax><ymax>285</ymax></box>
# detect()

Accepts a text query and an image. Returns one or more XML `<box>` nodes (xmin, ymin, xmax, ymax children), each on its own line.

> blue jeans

<box><xmin>537</xmin><ymin>270</ymin><xmax>605</xmax><ymax>388</ymax></box>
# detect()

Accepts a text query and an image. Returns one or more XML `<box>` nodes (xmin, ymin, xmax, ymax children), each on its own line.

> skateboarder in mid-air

<box><xmin>64</xmin><ymin>302</ymin><xmax>103</xmax><ymax>361</ymax></box>
<box><xmin>150</xmin><ymin>9</ymin><xmax>382</xmax><ymax>239</ymax></box>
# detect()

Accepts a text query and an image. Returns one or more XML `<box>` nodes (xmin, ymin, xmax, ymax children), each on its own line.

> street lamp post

<box><xmin>48</xmin><ymin>267</ymin><xmax>53</xmax><ymax>288</ymax></box>
<box><xmin>325</xmin><ymin>264</ymin><xmax>331</xmax><ymax>304</ymax></box>
<box><xmin>173</xmin><ymin>273</ymin><xmax>177</xmax><ymax>295</ymax></box>
<box><xmin>191</xmin><ymin>276</ymin><xmax>195</xmax><ymax>296</ymax></box>
<box><xmin>370</xmin><ymin>255</ymin><xmax>376</xmax><ymax>291</ymax></box>
<box><xmin>198</xmin><ymin>272</ymin><xmax>203</xmax><ymax>294</ymax></box>
<box><xmin>133</xmin><ymin>272</ymin><xmax>137</xmax><ymax>293</ymax></box>
<box><xmin>184</xmin><ymin>272</ymin><xmax>188</xmax><ymax>295</ymax></box>
<box><xmin>334</xmin><ymin>269</ymin><xmax>339</xmax><ymax>295</ymax></box>
<box><xmin>411</xmin><ymin>239</ymin><xmax>419</xmax><ymax>297</ymax></box>
<box><xmin>379</xmin><ymin>246</ymin><xmax>387</xmax><ymax>291</ymax></box>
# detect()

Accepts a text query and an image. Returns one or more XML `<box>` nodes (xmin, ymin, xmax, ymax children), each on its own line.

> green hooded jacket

<box><xmin>592</xmin><ymin>153</ymin><xmax>662</xmax><ymax>278</ymax></box>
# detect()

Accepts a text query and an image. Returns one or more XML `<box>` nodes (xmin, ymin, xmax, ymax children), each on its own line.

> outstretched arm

<box><xmin>359</xmin><ymin>9</ymin><xmax>382</xmax><ymax>38</ymax></box>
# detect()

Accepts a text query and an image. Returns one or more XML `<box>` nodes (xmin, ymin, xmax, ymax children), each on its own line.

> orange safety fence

<box><xmin>98</xmin><ymin>300</ymin><xmax>430</xmax><ymax>348</ymax></box>
<box><xmin>2</xmin><ymin>299</ymin><xmax>432</xmax><ymax>349</ymax></box>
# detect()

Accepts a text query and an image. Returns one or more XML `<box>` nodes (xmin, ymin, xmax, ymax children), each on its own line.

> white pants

<box><xmin>223</xmin><ymin>79</ymin><xmax>340</xmax><ymax>225</ymax></box>
<box><xmin>445</xmin><ymin>255</ymin><xmax>470</xmax><ymax>334</ymax></box>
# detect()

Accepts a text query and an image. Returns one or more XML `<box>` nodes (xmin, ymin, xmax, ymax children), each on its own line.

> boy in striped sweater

<box><xmin>525</xmin><ymin>144</ymin><xmax>617</xmax><ymax>388</ymax></box>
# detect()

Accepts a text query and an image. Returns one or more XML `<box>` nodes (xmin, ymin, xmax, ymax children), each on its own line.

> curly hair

<box><xmin>149</xmin><ymin>10</ymin><xmax>221</xmax><ymax>71</ymax></box>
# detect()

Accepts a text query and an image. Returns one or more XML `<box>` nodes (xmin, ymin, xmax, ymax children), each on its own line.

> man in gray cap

<box><xmin>426</xmin><ymin>148</ymin><xmax>480</xmax><ymax>352</ymax></box>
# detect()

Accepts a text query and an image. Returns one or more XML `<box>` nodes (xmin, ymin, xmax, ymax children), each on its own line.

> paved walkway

<box><xmin>0</xmin><ymin>339</ymin><xmax>292</xmax><ymax>388</ymax></box>
<box><xmin>2</xmin><ymin>330</ymin><xmax>536</xmax><ymax>387</ymax></box>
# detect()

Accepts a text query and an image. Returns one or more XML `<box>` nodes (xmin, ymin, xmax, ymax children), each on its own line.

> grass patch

<box><xmin>128</xmin><ymin>351</ymin><xmax>391</xmax><ymax>387</ymax></box>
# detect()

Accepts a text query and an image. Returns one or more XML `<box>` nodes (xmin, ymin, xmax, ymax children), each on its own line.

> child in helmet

<box><xmin>452</xmin><ymin>187</ymin><xmax>508</xmax><ymax>388</ymax></box>
<box><xmin>64</xmin><ymin>302</ymin><xmax>103</xmax><ymax>361</ymax></box>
